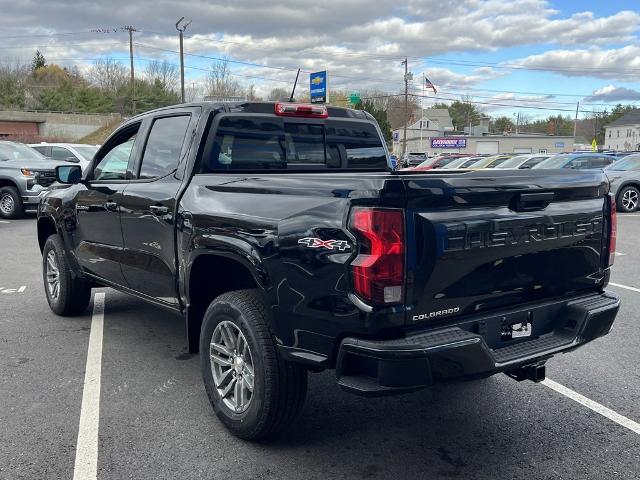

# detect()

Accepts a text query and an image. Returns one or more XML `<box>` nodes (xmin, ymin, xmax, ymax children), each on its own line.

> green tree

<box><xmin>32</xmin><ymin>50</ymin><xmax>46</xmax><ymax>72</ymax></box>
<box><xmin>355</xmin><ymin>99</ymin><xmax>392</xmax><ymax>143</ymax></box>
<box><xmin>446</xmin><ymin>100</ymin><xmax>481</xmax><ymax>131</ymax></box>
<box><xmin>492</xmin><ymin>116</ymin><xmax>515</xmax><ymax>133</ymax></box>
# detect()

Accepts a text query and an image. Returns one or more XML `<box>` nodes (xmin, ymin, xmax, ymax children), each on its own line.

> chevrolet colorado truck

<box><xmin>37</xmin><ymin>101</ymin><xmax>620</xmax><ymax>440</ymax></box>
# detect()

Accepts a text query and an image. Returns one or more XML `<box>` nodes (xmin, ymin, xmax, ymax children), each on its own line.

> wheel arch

<box><xmin>0</xmin><ymin>177</ymin><xmax>19</xmax><ymax>189</ymax></box>
<box><xmin>185</xmin><ymin>251</ymin><xmax>268</xmax><ymax>353</ymax></box>
<box><xmin>37</xmin><ymin>216</ymin><xmax>58</xmax><ymax>253</ymax></box>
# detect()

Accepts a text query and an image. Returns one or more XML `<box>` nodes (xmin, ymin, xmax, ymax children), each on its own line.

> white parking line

<box><xmin>0</xmin><ymin>220</ymin><xmax>9</xmax><ymax>224</ymax></box>
<box><xmin>73</xmin><ymin>292</ymin><xmax>105</xmax><ymax>480</ymax></box>
<box><xmin>542</xmin><ymin>379</ymin><xmax>640</xmax><ymax>435</ymax></box>
<box><xmin>609</xmin><ymin>282</ymin><xmax>640</xmax><ymax>294</ymax></box>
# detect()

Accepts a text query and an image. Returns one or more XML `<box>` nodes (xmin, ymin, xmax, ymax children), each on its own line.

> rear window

<box><xmin>199</xmin><ymin>115</ymin><xmax>387</xmax><ymax>172</ymax></box>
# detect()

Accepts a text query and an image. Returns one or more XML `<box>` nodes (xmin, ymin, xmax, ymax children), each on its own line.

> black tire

<box><xmin>42</xmin><ymin>234</ymin><xmax>91</xmax><ymax>315</ymax></box>
<box><xmin>617</xmin><ymin>185</ymin><xmax>640</xmax><ymax>213</ymax></box>
<box><xmin>0</xmin><ymin>186</ymin><xmax>24</xmax><ymax>219</ymax></box>
<box><xmin>200</xmin><ymin>289</ymin><xmax>307</xmax><ymax>440</ymax></box>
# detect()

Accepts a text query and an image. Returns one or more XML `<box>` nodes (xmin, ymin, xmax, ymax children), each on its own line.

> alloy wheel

<box><xmin>210</xmin><ymin>320</ymin><xmax>255</xmax><ymax>413</ymax></box>
<box><xmin>622</xmin><ymin>188</ymin><xmax>639</xmax><ymax>211</ymax></box>
<box><xmin>0</xmin><ymin>193</ymin><xmax>14</xmax><ymax>215</ymax></box>
<box><xmin>46</xmin><ymin>250</ymin><xmax>60</xmax><ymax>301</ymax></box>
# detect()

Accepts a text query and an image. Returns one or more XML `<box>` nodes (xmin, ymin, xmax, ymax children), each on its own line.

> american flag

<box><xmin>424</xmin><ymin>76</ymin><xmax>437</xmax><ymax>94</ymax></box>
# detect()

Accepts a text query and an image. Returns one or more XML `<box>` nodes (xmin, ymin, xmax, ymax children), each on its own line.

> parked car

<box><xmin>0</xmin><ymin>141</ymin><xmax>74</xmax><ymax>218</ymax></box>
<box><xmin>441</xmin><ymin>156</ymin><xmax>483</xmax><ymax>169</ymax></box>
<box><xmin>605</xmin><ymin>153</ymin><xmax>640</xmax><ymax>212</ymax></box>
<box><xmin>467</xmin><ymin>154</ymin><xmax>514</xmax><ymax>169</ymax></box>
<box><xmin>29</xmin><ymin>143</ymin><xmax>99</xmax><ymax>172</ymax></box>
<box><xmin>494</xmin><ymin>154</ymin><xmax>550</xmax><ymax>169</ymax></box>
<box><xmin>412</xmin><ymin>154</ymin><xmax>467</xmax><ymax>171</ymax></box>
<box><xmin>38</xmin><ymin>101</ymin><xmax>619</xmax><ymax>440</ymax></box>
<box><xmin>402</xmin><ymin>152</ymin><xmax>427</xmax><ymax>168</ymax></box>
<box><xmin>533</xmin><ymin>153</ymin><xmax>616</xmax><ymax>170</ymax></box>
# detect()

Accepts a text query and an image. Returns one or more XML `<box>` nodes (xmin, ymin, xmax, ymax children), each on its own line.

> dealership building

<box><xmin>392</xmin><ymin>114</ymin><xmax>575</xmax><ymax>155</ymax></box>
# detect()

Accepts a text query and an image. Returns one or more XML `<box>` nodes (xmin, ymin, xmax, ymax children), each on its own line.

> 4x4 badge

<box><xmin>298</xmin><ymin>237</ymin><xmax>351</xmax><ymax>251</ymax></box>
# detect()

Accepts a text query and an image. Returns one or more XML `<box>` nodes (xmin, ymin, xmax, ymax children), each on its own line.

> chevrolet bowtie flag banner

<box><xmin>424</xmin><ymin>75</ymin><xmax>437</xmax><ymax>94</ymax></box>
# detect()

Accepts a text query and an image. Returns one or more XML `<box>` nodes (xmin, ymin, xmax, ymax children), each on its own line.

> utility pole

<box><xmin>123</xmin><ymin>25</ymin><xmax>138</xmax><ymax>114</ymax></box>
<box><xmin>401</xmin><ymin>57</ymin><xmax>411</xmax><ymax>158</ymax></box>
<box><xmin>573</xmin><ymin>101</ymin><xmax>579</xmax><ymax>139</ymax></box>
<box><xmin>176</xmin><ymin>17</ymin><xmax>192</xmax><ymax>103</ymax></box>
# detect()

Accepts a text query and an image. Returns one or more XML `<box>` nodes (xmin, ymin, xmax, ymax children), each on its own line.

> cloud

<box><xmin>0</xmin><ymin>1</ymin><xmax>638</xmax><ymax>95</ymax></box>
<box><xmin>585</xmin><ymin>85</ymin><xmax>640</xmax><ymax>102</ymax></box>
<box><xmin>511</xmin><ymin>45</ymin><xmax>640</xmax><ymax>80</ymax></box>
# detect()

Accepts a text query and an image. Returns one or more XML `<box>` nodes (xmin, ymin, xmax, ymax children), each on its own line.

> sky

<box><xmin>0</xmin><ymin>0</ymin><xmax>639</xmax><ymax>119</ymax></box>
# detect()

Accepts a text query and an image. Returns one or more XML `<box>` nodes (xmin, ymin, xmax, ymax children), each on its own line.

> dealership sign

<box><xmin>310</xmin><ymin>71</ymin><xmax>328</xmax><ymax>104</ymax></box>
<box><xmin>431</xmin><ymin>138</ymin><xmax>466</xmax><ymax>148</ymax></box>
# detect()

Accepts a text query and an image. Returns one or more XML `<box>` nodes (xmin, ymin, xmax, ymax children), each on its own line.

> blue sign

<box><xmin>431</xmin><ymin>137</ymin><xmax>466</xmax><ymax>148</ymax></box>
<box><xmin>393</xmin><ymin>132</ymin><xmax>400</xmax><ymax>142</ymax></box>
<box><xmin>310</xmin><ymin>71</ymin><xmax>327</xmax><ymax>104</ymax></box>
<box><xmin>555</xmin><ymin>142</ymin><xmax>565</xmax><ymax>148</ymax></box>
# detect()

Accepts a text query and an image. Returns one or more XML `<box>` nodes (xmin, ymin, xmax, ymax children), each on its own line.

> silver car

<box><xmin>494</xmin><ymin>154</ymin><xmax>550</xmax><ymax>169</ymax></box>
<box><xmin>605</xmin><ymin>153</ymin><xmax>640</xmax><ymax>213</ymax></box>
<box><xmin>0</xmin><ymin>141</ymin><xmax>73</xmax><ymax>218</ymax></box>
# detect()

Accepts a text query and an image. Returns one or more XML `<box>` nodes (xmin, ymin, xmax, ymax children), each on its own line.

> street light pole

<box><xmin>401</xmin><ymin>57</ymin><xmax>410</xmax><ymax>158</ymax></box>
<box><xmin>176</xmin><ymin>17</ymin><xmax>192</xmax><ymax>104</ymax></box>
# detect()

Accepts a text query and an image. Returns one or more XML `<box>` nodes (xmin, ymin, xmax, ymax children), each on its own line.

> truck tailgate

<box><xmin>401</xmin><ymin>169</ymin><xmax>610</xmax><ymax>324</ymax></box>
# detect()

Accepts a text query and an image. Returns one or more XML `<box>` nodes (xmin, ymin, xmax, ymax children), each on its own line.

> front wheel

<box><xmin>617</xmin><ymin>185</ymin><xmax>640</xmax><ymax>213</ymax></box>
<box><xmin>42</xmin><ymin>234</ymin><xmax>91</xmax><ymax>315</ymax></box>
<box><xmin>0</xmin><ymin>186</ymin><xmax>24</xmax><ymax>219</ymax></box>
<box><xmin>200</xmin><ymin>289</ymin><xmax>307</xmax><ymax>440</ymax></box>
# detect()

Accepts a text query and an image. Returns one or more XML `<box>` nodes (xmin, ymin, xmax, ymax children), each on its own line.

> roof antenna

<box><xmin>289</xmin><ymin>68</ymin><xmax>300</xmax><ymax>102</ymax></box>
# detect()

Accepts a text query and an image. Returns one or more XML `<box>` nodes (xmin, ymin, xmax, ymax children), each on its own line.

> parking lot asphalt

<box><xmin>1</xmin><ymin>215</ymin><xmax>639</xmax><ymax>480</ymax></box>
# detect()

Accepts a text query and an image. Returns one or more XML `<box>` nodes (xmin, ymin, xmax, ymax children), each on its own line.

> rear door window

<box><xmin>200</xmin><ymin>115</ymin><xmax>387</xmax><ymax>172</ymax></box>
<box><xmin>138</xmin><ymin>115</ymin><xmax>191</xmax><ymax>179</ymax></box>
<box><xmin>589</xmin><ymin>156</ymin><xmax>613</xmax><ymax>168</ymax></box>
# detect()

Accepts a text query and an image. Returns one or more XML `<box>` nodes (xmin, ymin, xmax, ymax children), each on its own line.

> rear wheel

<box><xmin>200</xmin><ymin>289</ymin><xmax>307</xmax><ymax>440</ymax></box>
<box><xmin>42</xmin><ymin>234</ymin><xmax>91</xmax><ymax>315</ymax></box>
<box><xmin>0</xmin><ymin>186</ymin><xmax>24</xmax><ymax>219</ymax></box>
<box><xmin>617</xmin><ymin>185</ymin><xmax>640</xmax><ymax>213</ymax></box>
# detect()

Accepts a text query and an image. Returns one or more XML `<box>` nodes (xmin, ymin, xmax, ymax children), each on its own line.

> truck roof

<box><xmin>130</xmin><ymin>101</ymin><xmax>373</xmax><ymax>122</ymax></box>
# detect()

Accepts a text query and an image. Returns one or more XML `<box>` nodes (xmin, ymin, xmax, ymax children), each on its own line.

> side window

<box><xmin>32</xmin><ymin>146</ymin><xmax>48</xmax><ymax>155</ymax></box>
<box><xmin>93</xmin><ymin>127</ymin><xmax>139</xmax><ymax>181</ymax></box>
<box><xmin>590</xmin><ymin>156</ymin><xmax>613</xmax><ymax>168</ymax></box>
<box><xmin>566</xmin><ymin>157</ymin><xmax>589</xmax><ymax>169</ymax></box>
<box><xmin>51</xmin><ymin>146</ymin><xmax>78</xmax><ymax>162</ymax></box>
<box><xmin>522</xmin><ymin>156</ymin><xmax>547</xmax><ymax>168</ymax></box>
<box><xmin>138</xmin><ymin>116</ymin><xmax>191</xmax><ymax>179</ymax></box>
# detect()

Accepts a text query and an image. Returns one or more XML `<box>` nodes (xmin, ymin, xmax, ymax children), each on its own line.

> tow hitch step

<box><xmin>505</xmin><ymin>362</ymin><xmax>546</xmax><ymax>383</ymax></box>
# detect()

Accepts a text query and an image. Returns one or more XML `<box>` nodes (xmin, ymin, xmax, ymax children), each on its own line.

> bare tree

<box><xmin>145</xmin><ymin>60</ymin><xmax>179</xmax><ymax>90</ymax></box>
<box><xmin>267</xmin><ymin>87</ymin><xmax>289</xmax><ymax>101</ymax></box>
<box><xmin>206</xmin><ymin>58</ymin><xmax>242</xmax><ymax>98</ymax></box>
<box><xmin>185</xmin><ymin>81</ymin><xmax>205</xmax><ymax>102</ymax></box>
<box><xmin>88</xmin><ymin>57</ymin><xmax>128</xmax><ymax>92</ymax></box>
<box><xmin>246</xmin><ymin>84</ymin><xmax>261</xmax><ymax>101</ymax></box>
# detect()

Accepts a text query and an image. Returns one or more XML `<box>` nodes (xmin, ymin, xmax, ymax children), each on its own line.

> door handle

<box><xmin>104</xmin><ymin>201</ymin><xmax>118</xmax><ymax>211</ymax></box>
<box><xmin>149</xmin><ymin>205</ymin><xmax>169</xmax><ymax>216</ymax></box>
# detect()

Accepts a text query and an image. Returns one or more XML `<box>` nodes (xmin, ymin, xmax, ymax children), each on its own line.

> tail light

<box><xmin>274</xmin><ymin>103</ymin><xmax>328</xmax><ymax>118</ymax></box>
<box><xmin>349</xmin><ymin>207</ymin><xmax>405</xmax><ymax>305</ymax></box>
<box><xmin>608</xmin><ymin>194</ymin><xmax>617</xmax><ymax>266</ymax></box>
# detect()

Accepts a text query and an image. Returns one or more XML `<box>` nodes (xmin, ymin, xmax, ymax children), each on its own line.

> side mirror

<box><xmin>65</xmin><ymin>156</ymin><xmax>80</xmax><ymax>163</ymax></box>
<box><xmin>520</xmin><ymin>165</ymin><xmax>532</xmax><ymax>169</ymax></box>
<box><xmin>56</xmin><ymin>165</ymin><xmax>82</xmax><ymax>184</ymax></box>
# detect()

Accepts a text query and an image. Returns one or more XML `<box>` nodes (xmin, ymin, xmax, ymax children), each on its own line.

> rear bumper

<box><xmin>336</xmin><ymin>291</ymin><xmax>619</xmax><ymax>396</ymax></box>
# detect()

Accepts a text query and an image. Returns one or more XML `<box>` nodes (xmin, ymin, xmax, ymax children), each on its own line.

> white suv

<box><xmin>29</xmin><ymin>143</ymin><xmax>99</xmax><ymax>172</ymax></box>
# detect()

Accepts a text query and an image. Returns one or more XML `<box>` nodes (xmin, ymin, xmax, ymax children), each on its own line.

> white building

<box><xmin>392</xmin><ymin>109</ymin><xmax>453</xmax><ymax>153</ymax></box>
<box><xmin>604</xmin><ymin>111</ymin><xmax>640</xmax><ymax>151</ymax></box>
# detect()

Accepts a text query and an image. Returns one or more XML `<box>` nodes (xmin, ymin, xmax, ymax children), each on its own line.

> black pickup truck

<box><xmin>38</xmin><ymin>101</ymin><xmax>620</xmax><ymax>440</ymax></box>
